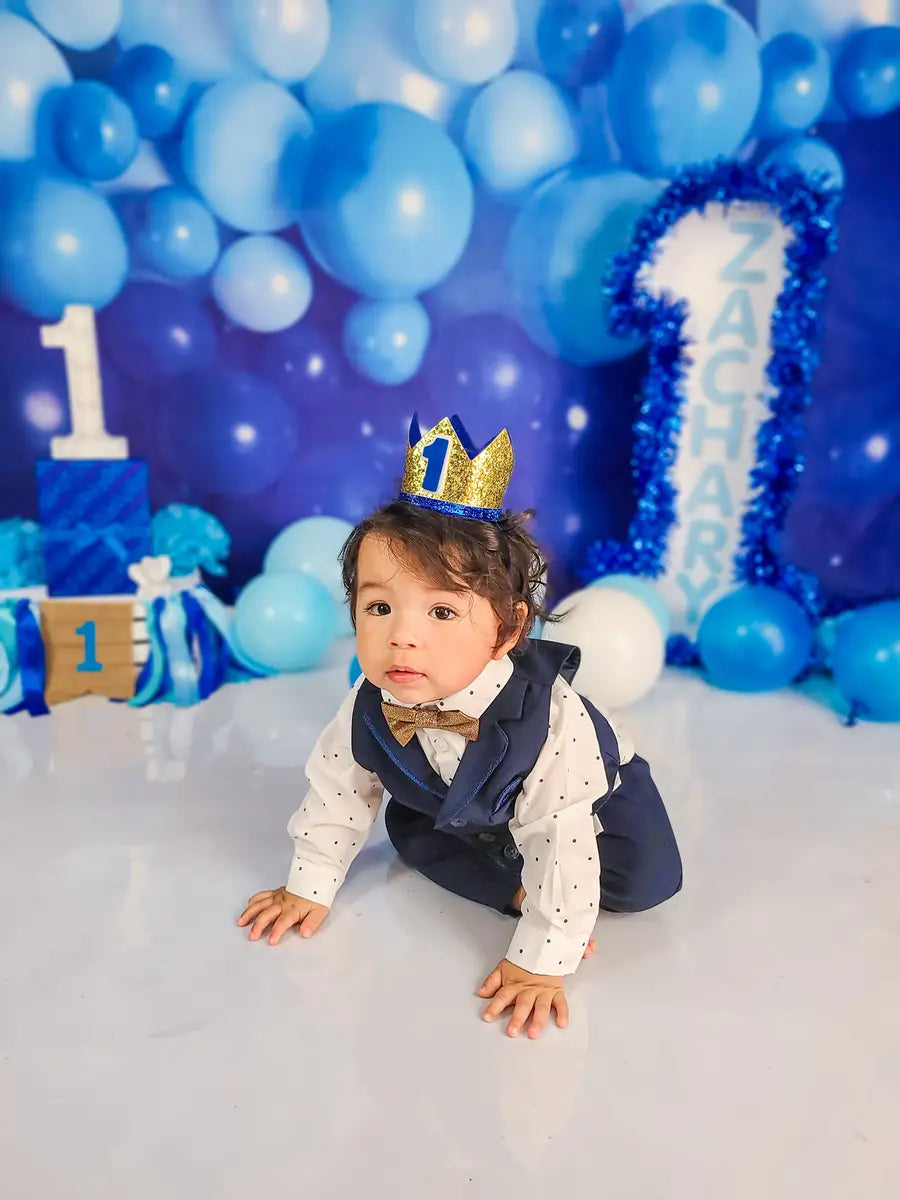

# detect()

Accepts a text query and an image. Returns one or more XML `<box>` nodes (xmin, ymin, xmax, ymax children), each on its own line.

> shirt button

<box><xmin>433</xmin><ymin>737</ymin><xmax>448</xmax><ymax>752</ymax></box>
<box><xmin>503</xmin><ymin>844</ymin><xmax>520</xmax><ymax>860</ymax></box>
<box><xmin>478</xmin><ymin>832</ymin><xmax>495</xmax><ymax>843</ymax></box>
<box><xmin>450</xmin><ymin>818</ymin><xmax>467</xmax><ymax>828</ymax></box>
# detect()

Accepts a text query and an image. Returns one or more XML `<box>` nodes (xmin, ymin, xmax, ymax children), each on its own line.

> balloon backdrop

<box><xmin>0</xmin><ymin>12</ymin><xmax>71</xmax><ymax>162</ymax></box>
<box><xmin>831</xmin><ymin>600</ymin><xmax>900</xmax><ymax>722</ymax></box>
<box><xmin>763</xmin><ymin>135</ymin><xmax>845</xmax><ymax>190</ymax></box>
<box><xmin>234</xmin><ymin>569</ymin><xmax>338</xmax><ymax>672</ymax></box>
<box><xmin>132</xmin><ymin>187</ymin><xmax>220</xmax><ymax>280</ymax></box>
<box><xmin>755</xmin><ymin>32</ymin><xmax>830</xmax><ymax>138</ymax></box>
<box><xmin>413</xmin><ymin>0</ymin><xmax>517</xmax><ymax>85</ymax></box>
<box><xmin>116</xmin><ymin>0</ymin><xmax>242</xmax><ymax>83</ymax></box>
<box><xmin>536</xmin><ymin>0</ymin><xmax>625</xmax><ymax>89</ymax></box>
<box><xmin>25</xmin><ymin>0</ymin><xmax>121</xmax><ymax>52</ymax></box>
<box><xmin>696</xmin><ymin>586</ymin><xmax>814</xmax><ymax>692</ymax></box>
<box><xmin>343</xmin><ymin>298</ymin><xmax>430</xmax><ymax>385</ymax></box>
<box><xmin>212</xmin><ymin>235</ymin><xmax>312</xmax><ymax>333</ymax></box>
<box><xmin>54</xmin><ymin>81</ymin><xmax>138</xmax><ymax>181</ymax></box>
<box><xmin>109</xmin><ymin>44</ymin><xmax>190</xmax><ymax>140</ymax></box>
<box><xmin>834</xmin><ymin>26</ymin><xmax>900</xmax><ymax>119</ymax></box>
<box><xmin>228</xmin><ymin>0</ymin><xmax>331</xmax><ymax>83</ymax></box>
<box><xmin>98</xmin><ymin>282</ymin><xmax>216</xmax><ymax>380</ymax></box>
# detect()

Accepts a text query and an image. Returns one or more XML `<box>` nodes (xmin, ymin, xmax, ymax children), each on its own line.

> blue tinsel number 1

<box><xmin>75</xmin><ymin>620</ymin><xmax>103</xmax><ymax>674</ymax></box>
<box><xmin>421</xmin><ymin>437</ymin><xmax>450</xmax><ymax>493</ymax></box>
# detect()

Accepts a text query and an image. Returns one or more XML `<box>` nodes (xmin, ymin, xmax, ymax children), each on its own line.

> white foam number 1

<box><xmin>39</xmin><ymin>304</ymin><xmax>128</xmax><ymax>461</ymax></box>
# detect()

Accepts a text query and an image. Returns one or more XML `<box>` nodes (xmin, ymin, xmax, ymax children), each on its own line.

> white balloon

<box><xmin>545</xmin><ymin>587</ymin><xmax>664</xmax><ymax>709</ymax></box>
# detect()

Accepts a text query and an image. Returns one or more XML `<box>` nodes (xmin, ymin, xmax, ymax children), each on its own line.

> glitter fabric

<box><xmin>399</xmin><ymin>416</ymin><xmax>514</xmax><ymax>520</ymax></box>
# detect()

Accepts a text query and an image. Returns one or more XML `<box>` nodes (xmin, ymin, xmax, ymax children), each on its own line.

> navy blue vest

<box><xmin>351</xmin><ymin>639</ymin><xmax>621</xmax><ymax>858</ymax></box>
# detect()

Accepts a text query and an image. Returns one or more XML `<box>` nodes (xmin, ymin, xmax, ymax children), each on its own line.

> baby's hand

<box><xmin>237</xmin><ymin>887</ymin><xmax>329</xmax><ymax>945</ymax></box>
<box><xmin>477</xmin><ymin>959</ymin><xmax>569</xmax><ymax>1039</ymax></box>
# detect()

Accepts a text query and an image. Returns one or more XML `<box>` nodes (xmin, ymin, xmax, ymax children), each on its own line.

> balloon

<box><xmin>133</xmin><ymin>187</ymin><xmax>220</xmax><ymax>280</ymax></box>
<box><xmin>507</xmin><ymin>167</ymin><xmax>661</xmax><ymax>364</ymax></box>
<box><xmin>97</xmin><ymin>282</ymin><xmax>216</xmax><ymax>380</ymax></box>
<box><xmin>463</xmin><ymin>70</ymin><xmax>579</xmax><ymax>197</ymax></box>
<box><xmin>229</xmin><ymin>0</ymin><xmax>330</xmax><ymax>83</ymax></box>
<box><xmin>300</xmin><ymin>103</ymin><xmax>474</xmax><ymax>299</ymax></box>
<box><xmin>413</xmin><ymin>0</ymin><xmax>517</xmax><ymax>85</ymax></box>
<box><xmin>117</xmin><ymin>0</ymin><xmax>241</xmax><ymax>82</ymax></box>
<box><xmin>259</xmin><ymin>322</ymin><xmax>346</xmax><ymax>404</ymax></box>
<box><xmin>536</xmin><ymin>0</ymin><xmax>625</xmax><ymax>89</ymax></box>
<box><xmin>608</xmin><ymin>3</ymin><xmax>761</xmax><ymax>177</ymax></box>
<box><xmin>757</xmin><ymin>0</ymin><xmax>900</xmax><ymax>47</ymax></box>
<box><xmin>158</xmin><ymin>368</ymin><xmax>298</xmax><ymax>496</ymax></box>
<box><xmin>234</xmin><ymin>570</ymin><xmax>337</xmax><ymax>672</ymax></box>
<box><xmin>426</xmin><ymin>192</ymin><xmax>519</xmax><ymax>321</ymax></box>
<box><xmin>590</xmin><ymin>574</ymin><xmax>670</xmax><ymax>637</ymax></box>
<box><xmin>801</xmin><ymin>388</ymin><xmax>900</xmax><ymax>506</ymax></box>
<box><xmin>697</xmin><ymin>586</ymin><xmax>813</xmax><ymax>692</ymax></box>
<box><xmin>0</xmin><ymin>165</ymin><xmax>127</xmax><ymax>319</ymax></box>
<box><xmin>832</xmin><ymin>600</ymin><xmax>900</xmax><ymax>722</ymax></box>
<box><xmin>0</xmin><ymin>13</ymin><xmax>71</xmax><ymax>162</ymax></box>
<box><xmin>755</xmin><ymin>32</ymin><xmax>830</xmax><ymax>138</ymax></box>
<box><xmin>834</xmin><ymin>26</ymin><xmax>900</xmax><ymax>119</ymax></box>
<box><xmin>25</xmin><ymin>0</ymin><xmax>121</xmax><ymax>52</ymax></box>
<box><xmin>545</xmin><ymin>587</ymin><xmax>664</xmax><ymax>708</ymax></box>
<box><xmin>303</xmin><ymin>0</ymin><xmax>460</xmax><ymax>124</ymax></box>
<box><xmin>182</xmin><ymin>77</ymin><xmax>313</xmax><ymax>232</ymax></box>
<box><xmin>54</xmin><ymin>81</ymin><xmax>138</xmax><ymax>181</ymax></box>
<box><xmin>109</xmin><ymin>44</ymin><xmax>190</xmax><ymax>139</ymax></box>
<box><xmin>212</xmin><ymin>235</ymin><xmax>312</xmax><ymax>333</ymax></box>
<box><xmin>763</xmin><ymin>135</ymin><xmax>844</xmax><ymax>191</ymax></box>
<box><xmin>349</xmin><ymin>654</ymin><xmax>362</xmax><ymax>685</ymax></box>
<box><xmin>264</xmin><ymin>515</ymin><xmax>354</xmax><ymax>609</ymax></box>
<box><xmin>343</xmin><ymin>299</ymin><xmax>430</xmax><ymax>385</ymax></box>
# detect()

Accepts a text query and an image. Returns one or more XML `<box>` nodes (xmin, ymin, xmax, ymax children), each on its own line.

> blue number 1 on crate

<box><xmin>75</xmin><ymin>620</ymin><xmax>103</xmax><ymax>673</ymax></box>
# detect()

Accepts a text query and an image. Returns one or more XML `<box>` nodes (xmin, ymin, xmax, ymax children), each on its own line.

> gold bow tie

<box><xmin>381</xmin><ymin>701</ymin><xmax>480</xmax><ymax>747</ymax></box>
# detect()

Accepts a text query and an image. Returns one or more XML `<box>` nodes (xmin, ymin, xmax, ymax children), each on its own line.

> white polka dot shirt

<box><xmin>285</xmin><ymin>655</ymin><xmax>635</xmax><ymax>976</ymax></box>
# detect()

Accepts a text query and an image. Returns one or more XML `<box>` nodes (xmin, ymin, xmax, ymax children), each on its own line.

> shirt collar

<box><xmin>381</xmin><ymin>655</ymin><xmax>514</xmax><ymax>718</ymax></box>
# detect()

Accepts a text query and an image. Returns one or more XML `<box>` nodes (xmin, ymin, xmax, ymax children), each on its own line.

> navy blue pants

<box><xmin>385</xmin><ymin>755</ymin><xmax>683</xmax><ymax>916</ymax></box>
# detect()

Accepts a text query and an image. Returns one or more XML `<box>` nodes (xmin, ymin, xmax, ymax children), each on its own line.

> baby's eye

<box><xmin>366</xmin><ymin>602</ymin><xmax>391</xmax><ymax>617</ymax></box>
<box><xmin>430</xmin><ymin>605</ymin><xmax>457</xmax><ymax>622</ymax></box>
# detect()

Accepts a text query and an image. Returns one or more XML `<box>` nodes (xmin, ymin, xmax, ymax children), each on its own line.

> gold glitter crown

<box><xmin>398</xmin><ymin>415</ymin><xmax>514</xmax><ymax>522</ymax></box>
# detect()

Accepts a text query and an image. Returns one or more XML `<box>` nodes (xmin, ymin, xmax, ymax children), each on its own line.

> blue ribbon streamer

<box><xmin>182</xmin><ymin>591</ymin><xmax>228</xmax><ymax>700</ymax></box>
<box><xmin>157</xmin><ymin>595</ymin><xmax>199</xmax><ymax>707</ymax></box>
<box><xmin>130</xmin><ymin>597</ymin><xmax>171</xmax><ymax>708</ymax></box>
<box><xmin>186</xmin><ymin>586</ymin><xmax>271</xmax><ymax>678</ymax></box>
<box><xmin>13</xmin><ymin>600</ymin><xmax>48</xmax><ymax>717</ymax></box>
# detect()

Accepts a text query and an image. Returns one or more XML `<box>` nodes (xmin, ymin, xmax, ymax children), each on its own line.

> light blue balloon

<box><xmin>609</xmin><ymin>3</ymin><xmax>762</xmax><ymax>177</ymax></box>
<box><xmin>0</xmin><ymin>164</ymin><xmax>128</xmax><ymax>319</ymax></box>
<box><xmin>212</xmin><ymin>235</ymin><xmax>312</xmax><ymax>333</ymax></box>
<box><xmin>414</xmin><ymin>0</ymin><xmax>517</xmax><ymax>85</ymax></box>
<box><xmin>832</xmin><ymin>600</ymin><xmax>900</xmax><ymax>722</ymax></box>
<box><xmin>183</xmin><ymin>78</ymin><xmax>313</xmax><ymax>233</ymax></box>
<box><xmin>25</xmin><ymin>0</ymin><xmax>121</xmax><ymax>52</ymax></box>
<box><xmin>349</xmin><ymin>654</ymin><xmax>362</xmax><ymax>685</ymax></box>
<box><xmin>463</xmin><ymin>70</ymin><xmax>578</xmax><ymax>197</ymax></box>
<box><xmin>300</xmin><ymin>103</ymin><xmax>474</xmax><ymax>299</ymax></box>
<box><xmin>234</xmin><ymin>570</ymin><xmax>337</xmax><ymax>673</ymax></box>
<box><xmin>591</xmin><ymin>574</ymin><xmax>670</xmax><ymax>637</ymax></box>
<box><xmin>0</xmin><ymin>12</ymin><xmax>71</xmax><ymax>162</ymax></box>
<box><xmin>264</xmin><ymin>516</ymin><xmax>354</xmax><ymax>606</ymax></box>
<box><xmin>763</xmin><ymin>135</ymin><xmax>844</xmax><ymax>191</ymax></box>
<box><xmin>756</xmin><ymin>33</ymin><xmax>830</xmax><ymax>138</ymax></box>
<box><xmin>697</xmin><ymin>586</ymin><xmax>813</xmax><ymax>693</ymax></box>
<box><xmin>834</xmin><ymin>26</ymin><xmax>900</xmax><ymax>119</ymax></box>
<box><xmin>758</xmin><ymin>0</ymin><xmax>900</xmax><ymax>46</ymax></box>
<box><xmin>507</xmin><ymin>167</ymin><xmax>661</xmax><ymax>364</ymax></box>
<box><xmin>343</xmin><ymin>298</ymin><xmax>430</xmax><ymax>385</ymax></box>
<box><xmin>55</xmin><ymin>81</ymin><xmax>138</xmax><ymax>182</ymax></box>
<box><xmin>136</xmin><ymin>187</ymin><xmax>220</xmax><ymax>279</ymax></box>
<box><xmin>117</xmin><ymin>0</ymin><xmax>242</xmax><ymax>82</ymax></box>
<box><xmin>229</xmin><ymin>0</ymin><xmax>330</xmax><ymax>83</ymax></box>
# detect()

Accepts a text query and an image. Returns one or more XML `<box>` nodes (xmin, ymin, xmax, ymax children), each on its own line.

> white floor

<box><xmin>1</xmin><ymin>642</ymin><xmax>898</xmax><ymax>1200</ymax></box>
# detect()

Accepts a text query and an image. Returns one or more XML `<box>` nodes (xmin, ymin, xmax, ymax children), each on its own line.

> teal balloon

<box><xmin>0</xmin><ymin>12</ymin><xmax>71</xmax><ymax>162</ymax></box>
<box><xmin>0</xmin><ymin>165</ymin><xmax>128</xmax><ymax>319</ymax></box>
<box><xmin>228</xmin><ymin>0</ymin><xmax>330</xmax><ymax>83</ymax></box>
<box><xmin>300</xmin><ymin>103</ymin><xmax>473</xmax><ymax>299</ymax></box>
<box><xmin>182</xmin><ymin>77</ymin><xmax>313</xmax><ymax>232</ymax></box>
<box><xmin>55</xmin><ymin>81</ymin><xmax>138</xmax><ymax>182</ymax></box>
<box><xmin>507</xmin><ymin>167</ymin><xmax>661</xmax><ymax>364</ymax></box>
<box><xmin>343</xmin><ymin>298</ymin><xmax>430</xmax><ymax>385</ymax></box>
<box><xmin>832</xmin><ymin>600</ymin><xmax>900</xmax><ymax>722</ymax></box>
<box><xmin>756</xmin><ymin>33</ymin><xmax>830</xmax><ymax>138</ymax></box>
<box><xmin>591</xmin><ymin>574</ymin><xmax>670</xmax><ymax>637</ymax></box>
<box><xmin>697</xmin><ymin>586</ymin><xmax>813</xmax><ymax>693</ymax></box>
<box><xmin>234</xmin><ymin>570</ymin><xmax>337</xmax><ymax>672</ymax></box>
<box><xmin>264</xmin><ymin>516</ymin><xmax>354</xmax><ymax>606</ymax></box>
<box><xmin>763</xmin><ymin>136</ymin><xmax>844</xmax><ymax>191</ymax></box>
<box><xmin>463</xmin><ymin>70</ymin><xmax>579</xmax><ymax>197</ymax></box>
<box><xmin>212</xmin><ymin>235</ymin><xmax>312</xmax><ymax>332</ymax></box>
<box><xmin>25</xmin><ymin>0</ymin><xmax>121</xmax><ymax>52</ymax></box>
<box><xmin>135</xmin><ymin>187</ymin><xmax>220</xmax><ymax>279</ymax></box>
<box><xmin>834</xmin><ymin>26</ymin><xmax>900</xmax><ymax>119</ymax></box>
<box><xmin>349</xmin><ymin>654</ymin><xmax>362</xmax><ymax>686</ymax></box>
<box><xmin>414</xmin><ymin>0</ymin><xmax>517</xmax><ymax>85</ymax></box>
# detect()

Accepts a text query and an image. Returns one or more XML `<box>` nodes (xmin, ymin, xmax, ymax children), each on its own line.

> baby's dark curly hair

<box><xmin>339</xmin><ymin>501</ymin><xmax>559</xmax><ymax>653</ymax></box>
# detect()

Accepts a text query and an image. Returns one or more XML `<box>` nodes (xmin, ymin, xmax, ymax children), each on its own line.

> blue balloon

<box><xmin>25</xmin><ymin>0</ymin><xmax>121</xmax><ymax>52</ymax></box>
<box><xmin>349</xmin><ymin>654</ymin><xmax>362</xmax><ymax>685</ymax></box>
<box><xmin>463</xmin><ymin>70</ymin><xmax>579</xmax><ymax>197</ymax></box>
<box><xmin>697</xmin><ymin>586</ymin><xmax>814</xmax><ymax>692</ymax></box>
<box><xmin>763</xmin><ymin>136</ymin><xmax>844</xmax><ymax>191</ymax></box>
<box><xmin>212</xmin><ymin>235</ymin><xmax>312</xmax><ymax>333</ymax></box>
<box><xmin>0</xmin><ymin>12</ymin><xmax>71</xmax><ymax>161</ymax></box>
<box><xmin>757</xmin><ymin>0</ymin><xmax>900</xmax><ymax>47</ymax></box>
<box><xmin>134</xmin><ymin>187</ymin><xmax>220</xmax><ymax>279</ymax></box>
<box><xmin>756</xmin><ymin>33</ymin><xmax>830</xmax><ymax>138</ymax></box>
<box><xmin>343</xmin><ymin>299</ymin><xmax>430</xmax><ymax>385</ymax></box>
<box><xmin>413</xmin><ymin>0</ymin><xmax>517</xmax><ymax>85</ymax></box>
<box><xmin>300</xmin><ymin>103</ymin><xmax>473</xmax><ymax>299</ymax></box>
<box><xmin>507</xmin><ymin>167</ymin><xmax>661</xmax><ymax>364</ymax></box>
<box><xmin>259</xmin><ymin>321</ymin><xmax>346</xmax><ymax>404</ymax></box>
<box><xmin>234</xmin><ymin>570</ymin><xmax>337</xmax><ymax>672</ymax></box>
<box><xmin>228</xmin><ymin>0</ymin><xmax>330</xmax><ymax>83</ymax></box>
<box><xmin>264</xmin><ymin>515</ymin><xmax>354</xmax><ymax>605</ymax></box>
<box><xmin>110</xmin><ymin>44</ymin><xmax>190</xmax><ymax>139</ymax></box>
<box><xmin>182</xmin><ymin>77</ymin><xmax>313</xmax><ymax>233</ymax></box>
<box><xmin>97</xmin><ymin>282</ymin><xmax>215</xmax><ymax>380</ymax></box>
<box><xmin>55</xmin><ymin>81</ymin><xmax>138</xmax><ymax>181</ymax></box>
<box><xmin>536</xmin><ymin>0</ymin><xmax>625</xmax><ymax>89</ymax></box>
<box><xmin>0</xmin><ymin>165</ymin><xmax>127</xmax><ymax>320</ymax></box>
<box><xmin>831</xmin><ymin>600</ymin><xmax>900</xmax><ymax>722</ymax></box>
<box><xmin>116</xmin><ymin>0</ymin><xmax>242</xmax><ymax>82</ymax></box>
<box><xmin>590</xmin><ymin>574</ymin><xmax>670</xmax><ymax>637</ymax></box>
<box><xmin>834</xmin><ymin>26</ymin><xmax>900</xmax><ymax>119</ymax></box>
<box><xmin>609</xmin><ymin>3</ymin><xmax>762</xmax><ymax>177</ymax></box>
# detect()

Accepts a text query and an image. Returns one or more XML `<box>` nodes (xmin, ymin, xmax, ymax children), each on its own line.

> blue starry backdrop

<box><xmin>0</xmin><ymin>0</ymin><xmax>897</xmax><ymax>602</ymax></box>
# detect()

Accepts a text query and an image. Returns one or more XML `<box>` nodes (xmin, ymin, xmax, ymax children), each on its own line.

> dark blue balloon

<box><xmin>832</xmin><ymin>600</ymin><xmax>900</xmax><ymax>722</ymax></box>
<box><xmin>110</xmin><ymin>43</ymin><xmax>192</xmax><ymax>139</ymax></box>
<box><xmin>697</xmin><ymin>586</ymin><xmax>813</xmax><ymax>692</ymax></box>
<box><xmin>835</xmin><ymin>25</ymin><xmax>900</xmax><ymax>119</ymax></box>
<box><xmin>97</xmin><ymin>282</ymin><xmax>217</xmax><ymax>381</ymax></box>
<box><xmin>756</xmin><ymin>32</ymin><xmax>830</xmax><ymax>138</ymax></box>
<box><xmin>801</xmin><ymin>386</ymin><xmax>900</xmax><ymax>506</ymax></box>
<box><xmin>537</xmin><ymin>0</ymin><xmax>625</xmax><ymax>89</ymax></box>
<box><xmin>55</xmin><ymin>80</ymin><xmax>139</xmax><ymax>181</ymax></box>
<box><xmin>258</xmin><ymin>322</ymin><xmax>346</xmax><ymax>404</ymax></box>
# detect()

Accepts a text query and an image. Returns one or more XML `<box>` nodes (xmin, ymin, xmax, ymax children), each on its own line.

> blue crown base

<box><xmin>398</xmin><ymin>493</ymin><xmax>502</xmax><ymax>523</ymax></box>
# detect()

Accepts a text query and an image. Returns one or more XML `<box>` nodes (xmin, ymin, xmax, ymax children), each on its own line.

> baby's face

<box><xmin>354</xmin><ymin>533</ymin><xmax>513</xmax><ymax>704</ymax></box>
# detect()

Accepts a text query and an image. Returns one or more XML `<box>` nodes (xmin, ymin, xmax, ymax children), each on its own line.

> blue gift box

<box><xmin>36</xmin><ymin>459</ymin><xmax>152</xmax><ymax>597</ymax></box>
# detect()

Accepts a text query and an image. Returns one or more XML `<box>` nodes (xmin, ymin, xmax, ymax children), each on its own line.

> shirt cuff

<box><xmin>285</xmin><ymin>857</ymin><xmax>343</xmax><ymax>908</ymax></box>
<box><xmin>505</xmin><ymin>912</ymin><xmax>594</xmax><ymax>977</ymax></box>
